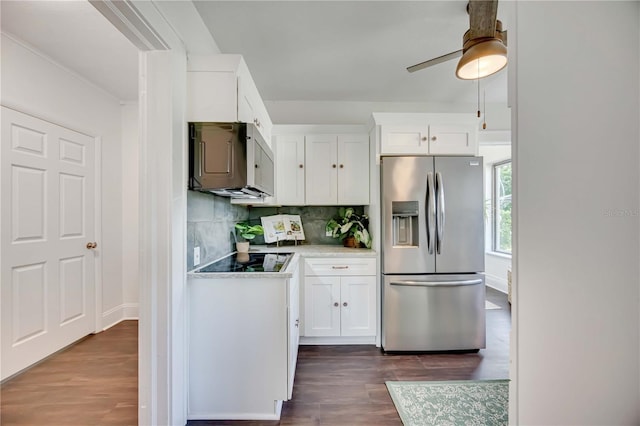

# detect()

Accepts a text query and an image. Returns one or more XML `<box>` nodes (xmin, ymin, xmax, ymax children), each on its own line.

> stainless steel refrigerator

<box><xmin>381</xmin><ymin>156</ymin><xmax>486</xmax><ymax>351</ymax></box>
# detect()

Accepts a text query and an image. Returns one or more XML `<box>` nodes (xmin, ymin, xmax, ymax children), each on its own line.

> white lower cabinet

<box><xmin>303</xmin><ymin>258</ymin><xmax>376</xmax><ymax>338</ymax></box>
<box><xmin>287</xmin><ymin>260</ymin><xmax>300</xmax><ymax>399</ymax></box>
<box><xmin>187</xmin><ymin>257</ymin><xmax>300</xmax><ymax>420</ymax></box>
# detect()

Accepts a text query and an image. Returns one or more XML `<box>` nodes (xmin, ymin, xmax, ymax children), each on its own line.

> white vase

<box><xmin>236</xmin><ymin>241</ymin><xmax>250</xmax><ymax>253</ymax></box>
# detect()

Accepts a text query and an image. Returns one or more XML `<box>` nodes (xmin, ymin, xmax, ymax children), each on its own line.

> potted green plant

<box><xmin>326</xmin><ymin>207</ymin><xmax>372</xmax><ymax>249</ymax></box>
<box><xmin>234</xmin><ymin>222</ymin><xmax>264</xmax><ymax>253</ymax></box>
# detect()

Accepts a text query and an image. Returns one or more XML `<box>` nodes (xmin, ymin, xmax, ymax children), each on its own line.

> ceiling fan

<box><xmin>407</xmin><ymin>0</ymin><xmax>507</xmax><ymax>80</ymax></box>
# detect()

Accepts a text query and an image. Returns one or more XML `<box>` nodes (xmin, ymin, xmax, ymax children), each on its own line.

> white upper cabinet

<box><xmin>374</xmin><ymin>113</ymin><xmax>479</xmax><ymax>156</ymax></box>
<box><xmin>380</xmin><ymin>124</ymin><xmax>429</xmax><ymax>154</ymax></box>
<box><xmin>428</xmin><ymin>123</ymin><xmax>478</xmax><ymax>155</ymax></box>
<box><xmin>187</xmin><ymin>55</ymin><xmax>273</xmax><ymax>144</ymax></box>
<box><xmin>304</xmin><ymin>134</ymin><xmax>369</xmax><ymax>206</ymax></box>
<box><xmin>336</xmin><ymin>134</ymin><xmax>370</xmax><ymax>204</ymax></box>
<box><xmin>272</xmin><ymin>126</ymin><xmax>370</xmax><ymax>206</ymax></box>
<box><xmin>275</xmin><ymin>134</ymin><xmax>306</xmax><ymax>205</ymax></box>
<box><xmin>305</xmin><ymin>134</ymin><xmax>339</xmax><ymax>205</ymax></box>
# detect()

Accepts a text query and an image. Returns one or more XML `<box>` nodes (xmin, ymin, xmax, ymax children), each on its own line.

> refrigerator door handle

<box><xmin>426</xmin><ymin>172</ymin><xmax>436</xmax><ymax>254</ymax></box>
<box><xmin>436</xmin><ymin>171</ymin><xmax>445</xmax><ymax>254</ymax></box>
<box><xmin>390</xmin><ymin>279</ymin><xmax>483</xmax><ymax>287</ymax></box>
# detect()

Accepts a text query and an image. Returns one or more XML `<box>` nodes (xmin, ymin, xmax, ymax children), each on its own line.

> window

<box><xmin>493</xmin><ymin>161</ymin><xmax>512</xmax><ymax>254</ymax></box>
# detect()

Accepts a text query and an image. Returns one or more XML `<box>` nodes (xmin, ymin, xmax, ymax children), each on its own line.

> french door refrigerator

<box><xmin>381</xmin><ymin>156</ymin><xmax>486</xmax><ymax>351</ymax></box>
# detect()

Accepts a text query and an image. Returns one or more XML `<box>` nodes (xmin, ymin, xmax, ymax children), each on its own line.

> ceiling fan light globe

<box><xmin>456</xmin><ymin>38</ymin><xmax>507</xmax><ymax>80</ymax></box>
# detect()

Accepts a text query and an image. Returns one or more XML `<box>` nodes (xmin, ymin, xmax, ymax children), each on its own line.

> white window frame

<box><xmin>492</xmin><ymin>160</ymin><xmax>512</xmax><ymax>255</ymax></box>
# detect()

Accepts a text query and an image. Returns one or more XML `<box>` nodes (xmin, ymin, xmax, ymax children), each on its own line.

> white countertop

<box><xmin>188</xmin><ymin>245</ymin><xmax>377</xmax><ymax>280</ymax></box>
<box><xmin>250</xmin><ymin>244</ymin><xmax>377</xmax><ymax>257</ymax></box>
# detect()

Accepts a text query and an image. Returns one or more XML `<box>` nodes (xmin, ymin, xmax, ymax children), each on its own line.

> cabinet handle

<box><xmin>295</xmin><ymin>319</ymin><xmax>299</xmax><ymax>327</ymax></box>
<box><xmin>421</xmin><ymin>136</ymin><xmax>427</xmax><ymax>141</ymax></box>
<box><xmin>332</xmin><ymin>164</ymin><xmax>337</xmax><ymax>169</ymax></box>
<box><xmin>331</xmin><ymin>266</ymin><xmax>349</xmax><ymax>269</ymax></box>
<box><xmin>255</xmin><ymin>164</ymin><xmax>259</xmax><ymax>168</ymax></box>
<box><xmin>431</xmin><ymin>136</ymin><xmax>437</xmax><ymax>141</ymax></box>
<box><xmin>333</xmin><ymin>302</ymin><xmax>339</xmax><ymax>307</ymax></box>
<box><xmin>339</xmin><ymin>164</ymin><xmax>344</xmax><ymax>169</ymax></box>
<box><xmin>86</xmin><ymin>242</ymin><xmax>98</xmax><ymax>249</ymax></box>
<box><xmin>343</xmin><ymin>302</ymin><xmax>348</xmax><ymax>307</ymax></box>
<box><xmin>299</xmin><ymin>164</ymin><xmax>304</xmax><ymax>169</ymax></box>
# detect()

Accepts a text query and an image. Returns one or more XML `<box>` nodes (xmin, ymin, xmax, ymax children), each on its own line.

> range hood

<box><xmin>188</xmin><ymin>122</ymin><xmax>274</xmax><ymax>199</ymax></box>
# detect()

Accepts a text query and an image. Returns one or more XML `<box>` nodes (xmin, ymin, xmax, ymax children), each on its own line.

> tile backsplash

<box><xmin>187</xmin><ymin>191</ymin><xmax>249</xmax><ymax>269</ymax></box>
<box><xmin>249</xmin><ymin>206</ymin><xmax>366</xmax><ymax>246</ymax></box>
<box><xmin>187</xmin><ymin>194</ymin><xmax>367</xmax><ymax>269</ymax></box>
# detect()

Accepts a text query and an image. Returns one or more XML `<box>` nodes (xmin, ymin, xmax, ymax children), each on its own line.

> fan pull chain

<box><xmin>483</xmin><ymin>90</ymin><xmax>487</xmax><ymax>129</ymax></box>
<box><xmin>477</xmin><ymin>69</ymin><xmax>481</xmax><ymax>118</ymax></box>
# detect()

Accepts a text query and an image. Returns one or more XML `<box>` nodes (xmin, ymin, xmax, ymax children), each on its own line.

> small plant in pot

<box><xmin>326</xmin><ymin>207</ymin><xmax>372</xmax><ymax>249</ymax></box>
<box><xmin>234</xmin><ymin>222</ymin><xmax>264</xmax><ymax>253</ymax></box>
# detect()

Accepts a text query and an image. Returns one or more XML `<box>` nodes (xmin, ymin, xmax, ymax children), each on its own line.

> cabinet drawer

<box><xmin>304</xmin><ymin>258</ymin><xmax>376</xmax><ymax>276</ymax></box>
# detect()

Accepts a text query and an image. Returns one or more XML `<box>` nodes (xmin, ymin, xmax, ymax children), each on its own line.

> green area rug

<box><xmin>386</xmin><ymin>379</ymin><xmax>509</xmax><ymax>426</ymax></box>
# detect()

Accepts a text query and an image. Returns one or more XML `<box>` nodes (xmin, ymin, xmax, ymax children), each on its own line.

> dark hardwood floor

<box><xmin>0</xmin><ymin>320</ymin><xmax>138</xmax><ymax>426</ymax></box>
<box><xmin>190</xmin><ymin>287</ymin><xmax>511</xmax><ymax>426</ymax></box>
<box><xmin>0</xmin><ymin>288</ymin><xmax>510</xmax><ymax>426</ymax></box>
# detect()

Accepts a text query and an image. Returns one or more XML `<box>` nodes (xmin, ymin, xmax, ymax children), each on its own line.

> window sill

<box><xmin>486</xmin><ymin>251</ymin><xmax>512</xmax><ymax>260</ymax></box>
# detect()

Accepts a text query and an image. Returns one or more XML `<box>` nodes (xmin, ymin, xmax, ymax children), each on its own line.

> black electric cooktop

<box><xmin>196</xmin><ymin>252</ymin><xmax>293</xmax><ymax>273</ymax></box>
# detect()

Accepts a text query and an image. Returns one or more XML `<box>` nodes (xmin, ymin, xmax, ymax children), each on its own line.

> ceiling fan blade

<box><xmin>406</xmin><ymin>50</ymin><xmax>463</xmax><ymax>73</ymax></box>
<box><xmin>469</xmin><ymin>0</ymin><xmax>498</xmax><ymax>39</ymax></box>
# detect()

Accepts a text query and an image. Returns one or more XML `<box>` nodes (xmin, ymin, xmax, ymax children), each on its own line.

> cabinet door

<box><xmin>380</xmin><ymin>125</ymin><xmax>429</xmax><ymax>155</ymax></box>
<box><xmin>237</xmin><ymin>73</ymin><xmax>254</xmax><ymax>125</ymax></box>
<box><xmin>304</xmin><ymin>276</ymin><xmax>341</xmax><ymax>337</ymax></box>
<box><xmin>428</xmin><ymin>124</ymin><xmax>478</xmax><ymax>155</ymax></box>
<box><xmin>187</xmin><ymin>71</ymin><xmax>238</xmax><ymax>122</ymax></box>
<box><xmin>305</xmin><ymin>135</ymin><xmax>338</xmax><ymax>205</ymax></box>
<box><xmin>337</xmin><ymin>134</ymin><xmax>370</xmax><ymax>205</ymax></box>
<box><xmin>237</xmin><ymin>66</ymin><xmax>272</xmax><ymax>144</ymax></box>
<box><xmin>287</xmin><ymin>261</ymin><xmax>300</xmax><ymax>399</ymax></box>
<box><xmin>275</xmin><ymin>135</ymin><xmax>306</xmax><ymax>205</ymax></box>
<box><xmin>340</xmin><ymin>276</ymin><xmax>376</xmax><ymax>337</ymax></box>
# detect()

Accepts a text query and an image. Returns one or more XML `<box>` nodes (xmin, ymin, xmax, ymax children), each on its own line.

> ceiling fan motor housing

<box><xmin>456</xmin><ymin>19</ymin><xmax>507</xmax><ymax>79</ymax></box>
<box><xmin>462</xmin><ymin>19</ymin><xmax>506</xmax><ymax>51</ymax></box>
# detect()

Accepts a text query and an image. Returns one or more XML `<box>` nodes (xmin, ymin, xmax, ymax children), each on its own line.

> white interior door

<box><xmin>1</xmin><ymin>107</ymin><xmax>97</xmax><ymax>380</ymax></box>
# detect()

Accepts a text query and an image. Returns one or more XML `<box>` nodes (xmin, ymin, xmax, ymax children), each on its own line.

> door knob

<box><xmin>86</xmin><ymin>242</ymin><xmax>97</xmax><ymax>249</ymax></box>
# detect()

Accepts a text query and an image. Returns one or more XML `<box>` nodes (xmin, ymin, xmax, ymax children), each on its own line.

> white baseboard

<box><xmin>187</xmin><ymin>403</ymin><xmax>282</xmax><ymax>421</ymax></box>
<box><xmin>102</xmin><ymin>303</ymin><xmax>139</xmax><ymax>330</ymax></box>
<box><xmin>122</xmin><ymin>302</ymin><xmax>139</xmax><ymax>319</ymax></box>
<box><xmin>485</xmin><ymin>274</ymin><xmax>508</xmax><ymax>294</ymax></box>
<box><xmin>300</xmin><ymin>336</ymin><xmax>376</xmax><ymax>345</ymax></box>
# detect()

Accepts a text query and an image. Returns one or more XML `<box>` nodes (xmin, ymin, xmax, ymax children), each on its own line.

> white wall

<box><xmin>513</xmin><ymin>2</ymin><xmax>639</xmax><ymax>424</ymax></box>
<box><xmin>484</xmin><ymin>253</ymin><xmax>510</xmax><ymax>294</ymax></box>
<box><xmin>121</xmin><ymin>102</ymin><xmax>139</xmax><ymax>316</ymax></box>
<box><xmin>1</xmin><ymin>33</ymin><xmax>129</xmax><ymax>329</ymax></box>
<box><xmin>479</xmin><ymin>144</ymin><xmax>512</xmax><ymax>294</ymax></box>
<box><xmin>266</xmin><ymin>100</ymin><xmax>511</xmax><ymax>129</ymax></box>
